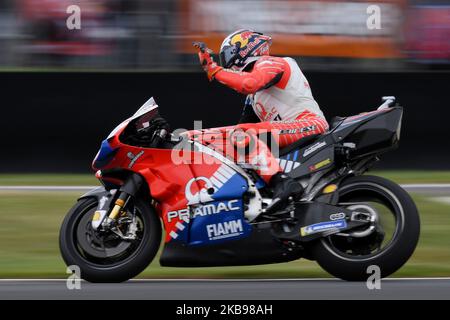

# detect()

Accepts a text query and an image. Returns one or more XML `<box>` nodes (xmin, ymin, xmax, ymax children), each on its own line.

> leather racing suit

<box><xmin>209</xmin><ymin>55</ymin><xmax>329</xmax><ymax>183</ymax></box>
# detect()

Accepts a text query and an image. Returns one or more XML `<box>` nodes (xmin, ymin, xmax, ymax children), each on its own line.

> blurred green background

<box><xmin>1</xmin><ymin>171</ymin><xmax>449</xmax><ymax>279</ymax></box>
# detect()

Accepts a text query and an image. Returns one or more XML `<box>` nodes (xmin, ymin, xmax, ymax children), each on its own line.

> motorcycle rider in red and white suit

<box><xmin>194</xmin><ymin>29</ymin><xmax>329</xmax><ymax>212</ymax></box>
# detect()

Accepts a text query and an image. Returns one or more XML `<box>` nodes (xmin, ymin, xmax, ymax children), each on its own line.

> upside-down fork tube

<box><xmin>97</xmin><ymin>172</ymin><xmax>146</xmax><ymax>228</ymax></box>
<box><xmin>107</xmin><ymin>193</ymin><xmax>129</xmax><ymax>220</ymax></box>
<box><xmin>108</xmin><ymin>173</ymin><xmax>145</xmax><ymax>218</ymax></box>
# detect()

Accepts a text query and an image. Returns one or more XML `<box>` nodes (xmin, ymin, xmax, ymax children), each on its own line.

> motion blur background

<box><xmin>0</xmin><ymin>0</ymin><xmax>449</xmax><ymax>278</ymax></box>
<box><xmin>0</xmin><ymin>0</ymin><xmax>449</xmax><ymax>70</ymax></box>
<box><xmin>0</xmin><ymin>0</ymin><xmax>449</xmax><ymax>171</ymax></box>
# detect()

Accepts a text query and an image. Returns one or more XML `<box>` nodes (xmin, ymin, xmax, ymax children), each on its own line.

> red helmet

<box><xmin>219</xmin><ymin>29</ymin><xmax>272</xmax><ymax>71</ymax></box>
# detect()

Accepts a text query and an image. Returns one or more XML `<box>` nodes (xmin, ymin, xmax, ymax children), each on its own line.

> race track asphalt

<box><xmin>1</xmin><ymin>278</ymin><xmax>449</xmax><ymax>300</ymax></box>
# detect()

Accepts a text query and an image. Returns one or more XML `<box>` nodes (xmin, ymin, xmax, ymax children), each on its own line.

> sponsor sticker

<box><xmin>300</xmin><ymin>219</ymin><xmax>347</xmax><ymax>236</ymax></box>
<box><xmin>309</xmin><ymin>158</ymin><xmax>331</xmax><ymax>171</ymax></box>
<box><xmin>279</xmin><ymin>125</ymin><xmax>317</xmax><ymax>135</ymax></box>
<box><xmin>167</xmin><ymin>200</ymin><xmax>240</xmax><ymax>222</ymax></box>
<box><xmin>92</xmin><ymin>210</ymin><xmax>107</xmax><ymax>229</ymax></box>
<box><xmin>184</xmin><ymin>165</ymin><xmax>237</xmax><ymax>204</ymax></box>
<box><xmin>206</xmin><ymin>219</ymin><xmax>244</xmax><ymax>240</ymax></box>
<box><xmin>303</xmin><ymin>141</ymin><xmax>326</xmax><ymax>157</ymax></box>
<box><xmin>330</xmin><ymin>212</ymin><xmax>346</xmax><ymax>221</ymax></box>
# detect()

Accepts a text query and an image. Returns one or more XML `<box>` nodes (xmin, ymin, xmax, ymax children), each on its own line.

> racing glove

<box><xmin>193</xmin><ymin>42</ymin><xmax>223</xmax><ymax>81</ymax></box>
<box><xmin>149</xmin><ymin>116</ymin><xmax>170</xmax><ymax>133</ymax></box>
<box><xmin>136</xmin><ymin>116</ymin><xmax>170</xmax><ymax>148</ymax></box>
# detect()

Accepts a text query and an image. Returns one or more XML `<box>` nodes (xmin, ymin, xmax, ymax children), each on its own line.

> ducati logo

<box><xmin>255</xmin><ymin>103</ymin><xmax>268</xmax><ymax>120</ymax></box>
<box><xmin>254</xmin><ymin>103</ymin><xmax>279</xmax><ymax>121</ymax></box>
<box><xmin>127</xmin><ymin>151</ymin><xmax>144</xmax><ymax>168</ymax></box>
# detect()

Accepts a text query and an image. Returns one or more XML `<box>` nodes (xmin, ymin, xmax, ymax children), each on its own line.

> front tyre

<box><xmin>59</xmin><ymin>197</ymin><xmax>161</xmax><ymax>283</ymax></box>
<box><xmin>312</xmin><ymin>175</ymin><xmax>420</xmax><ymax>281</ymax></box>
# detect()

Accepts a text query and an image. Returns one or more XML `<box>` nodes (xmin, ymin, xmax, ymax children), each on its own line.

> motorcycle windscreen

<box><xmin>105</xmin><ymin>97</ymin><xmax>160</xmax><ymax>140</ymax></box>
<box><xmin>132</xmin><ymin>97</ymin><xmax>160</xmax><ymax>132</ymax></box>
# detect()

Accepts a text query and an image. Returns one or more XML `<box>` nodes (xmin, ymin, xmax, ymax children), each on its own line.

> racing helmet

<box><xmin>219</xmin><ymin>29</ymin><xmax>272</xmax><ymax>71</ymax></box>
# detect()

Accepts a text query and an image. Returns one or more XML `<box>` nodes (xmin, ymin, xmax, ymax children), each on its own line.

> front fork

<box><xmin>92</xmin><ymin>173</ymin><xmax>145</xmax><ymax>231</ymax></box>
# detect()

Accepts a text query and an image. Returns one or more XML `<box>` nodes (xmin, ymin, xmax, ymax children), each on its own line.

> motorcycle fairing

<box><xmin>160</xmin><ymin>223</ymin><xmax>303</xmax><ymax>267</ymax></box>
<box><xmin>165</xmin><ymin>157</ymin><xmax>254</xmax><ymax>246</ymax></box>
<box><xmin>89</xmin><ymin>98</ymin><xmax>400</xmax><ymax>258</ymax></box>
<box><xmin>93</xmin><ymin>112</ymin><xmax>259</xmax><ymax>247</ymax></box>
<box><xmin>279</xmin><ymin>107</ymin><xmax>403</xmax><ymax>179</ymax></box>
<box><xmin>159</xmin><ymin>201</ymin><xmax>369</xmax><ymax>267</ymax></box>
<box><xmin>280</xmin><ymin>134</ymin><xmax>336</xmax><ymax>179</ymax></box>
<box><xmin>93</xmin><ymin>140</ymin><xmax>119</xmax><ymax>169</ymax></box>
<box><xmin>188</xmin><ymin>199</ymin><xmax>252</xmax><ymax>245</ymax></box>
<box><xmin>339</xmin><ymin>107</ymin><xmax>403</xmax><ymax>158</ymax></box>
<box><xmin>286</xmin><ymin>145</ymin><xmax>335</xmax><ymax>178</ymax></box>
<box><xmin>95</xmin><ymin>146</ymin><xmax>254</xmax><ymax>246</ymax></box>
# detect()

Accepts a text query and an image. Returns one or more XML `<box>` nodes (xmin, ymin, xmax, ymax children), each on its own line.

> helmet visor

<box><xmin>219</xmin><ymin>45</ymin><xmax>238</xmax><ymax>68</ymax></box>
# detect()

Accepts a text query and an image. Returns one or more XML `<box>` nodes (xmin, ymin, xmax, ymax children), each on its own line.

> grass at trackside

<box><xmin>372</xmin><ymin>171</ymin><xmax>450</xmax><ymax>184</ymax></box>
<box><xmin>0</xmin><ymin>174</ymin><xmax>99</xmax><ymax>186</ymax></box>
<box><xmin>0</xmin><ymin>171</ymin><xmax>449</xmax><ymax>278</ymax></box>
<box><xmin>1</xmin><ymin>171</ymin><xmax>450</xmax><ymax>186</ymax></box>
<box><xmin>0</xmin><ymin>190</ymin><xmax>449</xmax><ymax>278</ymax></box>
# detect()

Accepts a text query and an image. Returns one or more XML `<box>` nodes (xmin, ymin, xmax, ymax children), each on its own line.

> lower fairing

<box><xmin>160</xmin><ymin>223</ymin><xmax>303</xmax><ymax>267</ymax></box>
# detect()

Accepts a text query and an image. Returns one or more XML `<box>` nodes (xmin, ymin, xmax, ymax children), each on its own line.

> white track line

<box><xmin>430</xmin><ymin>197</ymin><xmax>450</xmax><ymax>205</ymax></box>
<box><xmin>403</xmin><ymin>184</ymin><xmax>450</xmax><ymax>188</ymax></box>
<box><xmin>0</xmin><ymin>277</ymin><xmax>450</xmax><ymax>282</ymax></box>
<box><xmin>0</xmin><ymin>186</ymin><xmax>95</xmax><ymax>191</ymax></box>
<box><xmin>1</xmin><ymin>184</ymin><xmax>450</xmax><ymax>192</ymax></box>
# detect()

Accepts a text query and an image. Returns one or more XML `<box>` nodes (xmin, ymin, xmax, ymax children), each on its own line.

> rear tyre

<box><xmin>312</xmin><ymin>175</ymin><xmax>420</xmax><ymax>281</ymax></box>
<box><xmin>59</xmin><ymin>197</ymin><xmax>161</xmax><ymax>283</ymax></box>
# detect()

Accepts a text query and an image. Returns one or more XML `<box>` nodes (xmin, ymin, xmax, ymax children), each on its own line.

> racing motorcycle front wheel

<box><xmin>59</xmin><ymin>197</ymin><xmax>161</xmax><ymax>283</ymax></box>
<box><xmin>312</xmin><ymin>175</ymin><xmax>420</xmax><ymax>281</ymax></box>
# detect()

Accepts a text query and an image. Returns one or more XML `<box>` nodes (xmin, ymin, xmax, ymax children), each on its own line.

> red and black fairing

<box><xmin>278</xmin><ymin>107</ymin><xmax>403</xmax><ymax>179</ymax></box>
<box><xmin>91</xmin><ymin>100</ymin><xmax>255</xmax><ymax>248</ymax></box>
<box><xmin>88</xmin><ymin>99</ymin><xmax>309</xmax><ymax>266</ymax></box>
<box><xmin>88</xmin><ymin>98</ymin><xmax>404</xmax><ymax>267</ymax></box>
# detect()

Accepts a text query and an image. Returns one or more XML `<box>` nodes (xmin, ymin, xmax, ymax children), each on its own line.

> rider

<box><xmin>193</xmin><ymin>29</ymin><xmax>329</xmax><ymax>211</ymax></box>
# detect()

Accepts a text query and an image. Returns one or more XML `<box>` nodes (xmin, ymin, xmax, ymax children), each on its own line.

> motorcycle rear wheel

<box><xmin>59</xmin><ymin>197</ymin><xmax>161</xmax><ymax>283</ymax></box>
<box><xmin>312</xmin><ymin>175</ymin><xmax>420</xmax><ymax>281</ymax></box>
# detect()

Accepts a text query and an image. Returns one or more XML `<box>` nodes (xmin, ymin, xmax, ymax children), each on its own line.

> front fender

<box><xmin>78</xmin><ymin>186</ymin><xmax>110</xmax><ymax>201</ymax></box>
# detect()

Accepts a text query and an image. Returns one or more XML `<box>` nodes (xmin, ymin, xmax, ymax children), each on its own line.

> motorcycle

<box><xmin>59</xmin><ymin>96</ymin><xmax>420</xmax><ymax>282</ymax></box>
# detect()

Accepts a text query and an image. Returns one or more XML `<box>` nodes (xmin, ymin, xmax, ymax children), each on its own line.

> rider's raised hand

<box><xmin>193</xmin><ymin>42</ymin><xmax>223</xmax><ymax>81</ymax></box>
